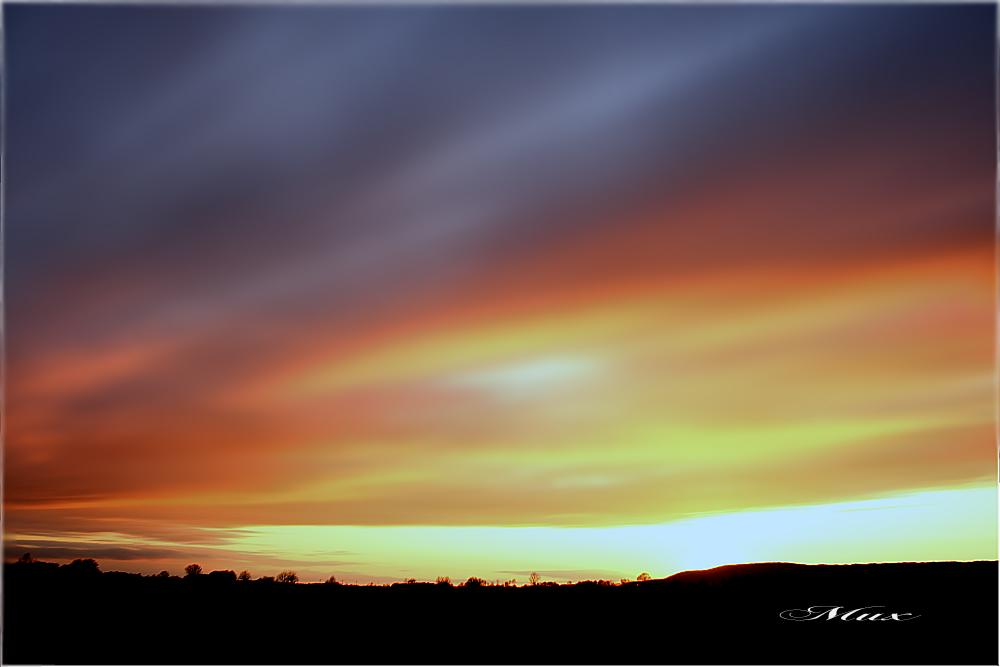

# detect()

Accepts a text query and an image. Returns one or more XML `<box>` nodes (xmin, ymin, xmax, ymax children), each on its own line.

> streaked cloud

<box><xmin>3</xmin><ymin>4</ymin><xmax>994</xmax><ymax>579</ymax></box>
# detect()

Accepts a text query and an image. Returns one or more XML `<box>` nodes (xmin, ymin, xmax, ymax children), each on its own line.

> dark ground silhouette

<box><xmin>3</xmin><ymin>559</ymin><xmax>996</xmax><ymax>664</ymax></box>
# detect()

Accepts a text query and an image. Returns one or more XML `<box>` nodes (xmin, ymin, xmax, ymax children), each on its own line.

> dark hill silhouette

<box><xmin>652</xmin><ymin>560</ymin><xmax>995</xmax><ymax>587</ymax></box>
<box><xmin>3</xmin><ymin>558</ymin><xmax>995</xmax><ymax>664</ymax></box>
<box><xmin>657</xmin><ymin>561</ymin><xmax>814</xmax><ymax>584</ymax></box>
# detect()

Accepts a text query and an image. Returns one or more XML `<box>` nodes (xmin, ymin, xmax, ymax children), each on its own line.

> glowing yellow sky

<box><xmin>7</xmin><ymin>485</ymin><xmax>994</xmax><ymax>583</ymax></box>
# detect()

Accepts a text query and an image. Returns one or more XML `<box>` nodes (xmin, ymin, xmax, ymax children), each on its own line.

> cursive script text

<box><xmin>779</xmin><ymin>605</ymin><xmax>920</xmax><ymax>621</ymax></box>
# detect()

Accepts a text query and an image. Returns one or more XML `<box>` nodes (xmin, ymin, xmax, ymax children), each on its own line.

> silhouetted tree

<box><xmin>208</xmin><ymin>570</ymin><xmax>237</xmax><ymax>582</ymax></box>
<box><xmin>59</xmin><ymin>558</ymin><xmax>101</xmax><ymax>580</ymax></box>
<box><xmin>529</xmin><ymin>572</ymin><xmax>541</xmax><ymax>586</ymax></box>
<box><xmin>9</xmin><ymin>553</ymin><xmax>58</xmax><ymax>580</ymax></box>
<box><xmin>184</xmin><ymin>564</ymin><xmax>203</xmax><ymax>578</ymax></box>
<box><xmin>276</xmin><ymin>570</ymin><xmax>298</xmax><ymax>584</ymax></box>
<box><xmin>325</xmin><ymin>575</ymin><xmax>339</xmax><ymax>585</ymax></box>
<box><xmin>637</xmin><ymin>572</ymin><xmax>652</xmax><ymax>581</ymax></box>
<box><xmin>435</xmin><ymin>576</ymin><xmax>451</xmax><ymax>586</ymax></box>
<box><xmin>464</xmin><ymin>577</ymin><xmax>485</xmax><ymax>588</ymax></box>
<box><xmin>237</xmin><ymin>570</ymin><xmax>252</xmax><ymax>581</ymax></box>
<box><xmin>155</xmin><ymin>570</ymin><xmax>170</xmax><ymax>578</ymax></box>
<box><xmin>257</xmin><ymin>575</ymin><xmax>275</xmax><ymax>583</ymax></box>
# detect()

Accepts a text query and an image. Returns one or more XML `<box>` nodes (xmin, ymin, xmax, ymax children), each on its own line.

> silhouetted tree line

<box><xmin>3</xmin><ymin>555</ymin><xmax>996</xmax><ymax>665</ymax></box>
<box><xmin>7</xmin><ymin>554</ymin><xmax>659</xmax><ymax>589</ymax></box>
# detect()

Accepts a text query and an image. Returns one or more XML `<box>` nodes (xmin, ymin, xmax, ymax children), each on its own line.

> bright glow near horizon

<box><xmin>13</xmin><ymin>484</ymin><xmax>982</xmax><ymax>583</ymax></box>
<box><xmin>266</xmin><ymin>484</ymin><xmax>996</xmax><ymax>582</ymax></box>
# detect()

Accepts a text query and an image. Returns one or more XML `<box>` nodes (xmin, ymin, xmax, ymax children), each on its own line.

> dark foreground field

<box><xmin>4</xmin><ymin>560</ymin><xmax>996</xmax><ymax>664</ymax></box>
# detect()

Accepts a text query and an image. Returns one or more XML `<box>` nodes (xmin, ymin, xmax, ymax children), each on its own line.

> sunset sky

<box><xmin>3</xmin><ymin>3</ymin><xmax>996</xmax><ymax>584</ymax></box>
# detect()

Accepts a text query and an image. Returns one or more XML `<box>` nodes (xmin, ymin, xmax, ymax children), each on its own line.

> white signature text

<box><xmin>779</xmin><ymin>605</ymin><xmax>920</xmax><ymax>621</ymax></box>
